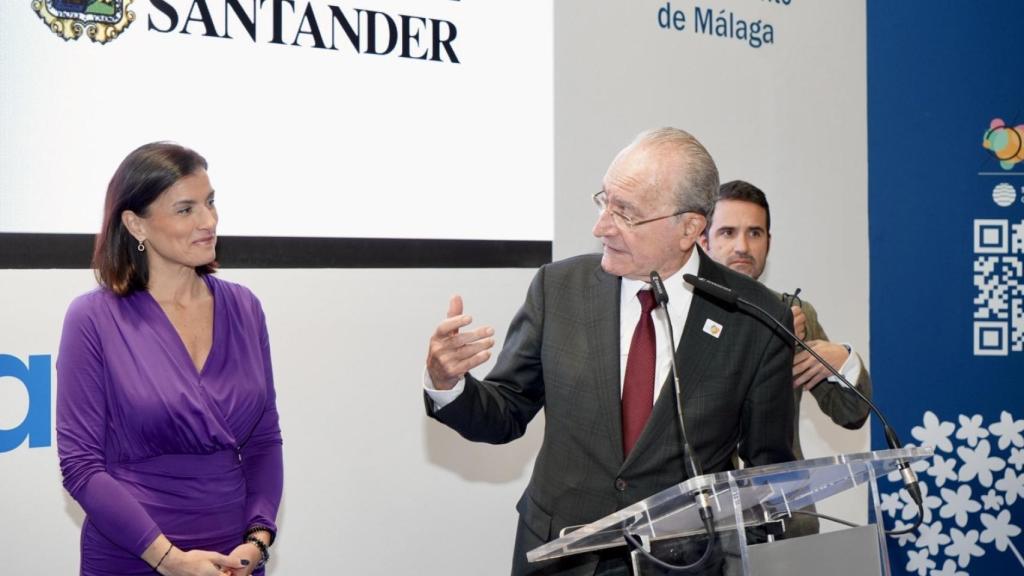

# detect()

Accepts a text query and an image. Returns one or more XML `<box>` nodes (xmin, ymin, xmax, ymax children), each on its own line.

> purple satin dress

<box><xmin>56</xmin><ymin>275</ymin><xmax>283</xmax><ymax>576</ymax></box>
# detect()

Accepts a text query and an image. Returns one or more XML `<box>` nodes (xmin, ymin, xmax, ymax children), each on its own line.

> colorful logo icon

<box><xmin>983</xmin><ymin>118</ymin><xmax>1024</xmax><ymax>171</ymax></box>
<box><xmin>32</xmin><ymin>0</ymin><xmax>134</xmax><ymax>44</ymax></box>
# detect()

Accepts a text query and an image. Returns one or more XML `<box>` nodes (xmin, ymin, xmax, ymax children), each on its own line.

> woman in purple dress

<box><xmin>57</xmin><ymin>142</ymin><xmax>283</xmax><ymax>576</ymax></box>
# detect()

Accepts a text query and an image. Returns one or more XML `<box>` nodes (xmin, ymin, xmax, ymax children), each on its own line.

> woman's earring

<box><xmin>137</xmin><ymin>239</ymin><xmax>146</xmax><ymax>252</ymax></box>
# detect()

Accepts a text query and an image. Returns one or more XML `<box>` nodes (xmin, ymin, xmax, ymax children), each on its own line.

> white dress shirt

<box><xmin>830</xmin><ymin>344</ymin><xmax>863</xmax><ymax>386</ymax></box>
<box><xmin>618</xmin><ymin>250</ymin><xmax>700</xmax><ymax>403</ymax></box>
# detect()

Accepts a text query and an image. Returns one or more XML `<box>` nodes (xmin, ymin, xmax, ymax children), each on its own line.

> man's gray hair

<box><xmin>629</xmin><ymin>127</ymin><xmax>719</xmax><ymax>216</ymax></box>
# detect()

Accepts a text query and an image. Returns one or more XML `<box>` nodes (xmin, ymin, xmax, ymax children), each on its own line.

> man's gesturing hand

<box><xmin>426</xmin><ymin>295</ymin><xmax>495</xmax><ymax>390</ymax></box>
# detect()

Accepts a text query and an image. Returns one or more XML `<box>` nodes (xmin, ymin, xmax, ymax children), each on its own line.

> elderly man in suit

<box><xmin>699</xmin><ymin>179</ymin><xmax>873</xmax><ymax>539</ymax></box>
<box><xmin>424</xmin><ymin>129</ymin><xmax>796</xmax><ymax>575</ymax></box>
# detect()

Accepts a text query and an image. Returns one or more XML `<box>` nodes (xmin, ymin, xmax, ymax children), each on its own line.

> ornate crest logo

<box><xmin>32</xmin><ymin>0</ymin><xmax>134</xmax><ymax>44</ymax></box>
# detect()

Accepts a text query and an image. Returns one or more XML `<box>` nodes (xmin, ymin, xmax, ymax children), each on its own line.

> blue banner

<box><xmin>868</xmin><ymin>2</ymin><xmax>1024</xmax><ymax>575</ymax></box>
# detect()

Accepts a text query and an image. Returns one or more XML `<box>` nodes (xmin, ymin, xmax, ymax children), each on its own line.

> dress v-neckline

<box><xmin>142</xmin><ymin>275</ymin><xmax>219</xmax><ymax>378</ymax></box>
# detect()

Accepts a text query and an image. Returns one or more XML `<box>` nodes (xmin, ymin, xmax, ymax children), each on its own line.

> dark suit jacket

<box><xmin>427</xmin><ymin>249</ymin><xmax>796</xmax><ymax>575</ymax></box>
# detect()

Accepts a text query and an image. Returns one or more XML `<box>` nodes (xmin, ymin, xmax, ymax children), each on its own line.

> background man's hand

<box><xmin>792</xmin><ymin>339</ymin><xmax>850</xmax><ymax>390</ymax></box>
<box><xmin>791</xmin><ymin>305</ymin><xmax>807</xmax><ymax>341</ymax></box>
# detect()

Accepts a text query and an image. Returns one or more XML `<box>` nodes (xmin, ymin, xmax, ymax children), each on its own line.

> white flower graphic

<box><xmin>958</xmin><ymin>439</ymin><xmax>1007</xmax><ymax>487</ymax></box>
<box><xmin>979</xmin><ymin>509</ymin><xmax>1022</xmax><ymax>553</ymax></box>
<box><xmin>891</xmin><ymin>411</ymin><xmax>1024</xmax><ymax>573</ymax></box>
<box><xmin>892</xmin><ymin>519</ymin><xmax>919</xmax><ymax>546</ymax></box>
<box><xmin>939</xmin><ymin>485</ymin><xmax>981</xmax><ymax>527</ymax></box>
<box><xmin>982</xmin><ymin>488</ymin><xmax>1005</xmax><ymax>511</ymax></box>
<box><xmin>916</xmin><ymin>521</ymin><xmax>952</xmax><ymax>555</ymax></box>
<box><xmin>927</xmin><ymin>454</ymin><xmax>958</xmax><ymax>488</ymax></box>
<box><xmin>906</xmin><ymin>548</ymin><xmax>935</xmax><ymax>576</ymax></box>
<box><xmin>989</xmin><ymin>411</ymin><xmax>1024</xmax><ymax>451</ymax></box>
<box><xmin>902</xmin><ymin>482</ymin><xmax>943</xmax><ymax>524</ymax></box>
<box><xmin>882</xmin><ymin>491</ymin><xmax>904</xmax><ymax>518</ymax></box>
<box><xmin>944</xmin><ymin>528</ymin><xmax>984</xmax><ymax>568</ymax></box>
<box><xmin>994</xmin><ymin>468</ymin><xmax>1024</xmax><ymax>506</ymax></box>
<box><xmin>1010</xmin><ymin>447</ymin><xmax>1024</xmax><ymax>471</ymax></box>
<box><xmin>956</xmin><ymin>414</ymin><xmax>989</xmax><ymax>447</ymax></box>
<box><xmin>929</xmin><ymin>559</ymin><xmax>967</xmax><ymax>576</ymax></box>
<box><xmin>914</xmin><ymin>411</ymin><xmax>956</xmax><ymax>452</ymax></box>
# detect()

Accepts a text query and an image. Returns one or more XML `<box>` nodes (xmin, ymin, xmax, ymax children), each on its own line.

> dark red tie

<box><xmin>622</xmin><ymin>289</ymin><xmax>657</xmax><ymax>457</ymax></box>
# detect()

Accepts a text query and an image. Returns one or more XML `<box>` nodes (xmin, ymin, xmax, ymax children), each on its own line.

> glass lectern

<box><xmin>528</xmin><ymin>447</ymin><xmax>933</xmax><ymax>576</ymax></box>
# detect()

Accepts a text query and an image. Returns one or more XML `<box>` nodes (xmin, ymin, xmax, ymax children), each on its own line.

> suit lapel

<box><xmin>672</xmin><ymin>250</ymin><xmax>728</xmax><ymax>413</ymax></box>
<box><xmin>584</xmin><ymin>263</ymin><xmax>624</xmax><ymax>468</ymax></box>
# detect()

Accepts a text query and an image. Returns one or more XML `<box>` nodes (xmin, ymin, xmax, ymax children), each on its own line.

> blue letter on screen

<box><xmin>0</xmin><ymin>354</ymin><xmax>52</xmax><ymax>452</ymax></box>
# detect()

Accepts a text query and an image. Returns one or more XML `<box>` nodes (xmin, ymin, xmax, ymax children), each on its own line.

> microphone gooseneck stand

<box><xmin>682</xmin><ymin>273</ymin><xmax>924</xmax><ymax>537</ymax></box>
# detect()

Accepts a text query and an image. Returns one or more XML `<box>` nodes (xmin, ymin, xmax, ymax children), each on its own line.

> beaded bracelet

<box><xmin>245</xmin><ymin>536</ymin><xmax>270</xmax><ymax>568</ymax></box>
<box><xmin>154</xmin><ymin>542</ymin><xmax>173</xmax><ymax>571</ymax></box>
<box><xmin>244</xmin><ymin>525</ymin><xmax>276</xmax><ymax>547</ymax></box>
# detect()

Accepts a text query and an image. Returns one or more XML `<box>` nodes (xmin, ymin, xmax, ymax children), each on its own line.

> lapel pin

<box><xmin>703</xmin><ymin>318</ymin><xmax>723</xmax><ymax>338</ymax></box>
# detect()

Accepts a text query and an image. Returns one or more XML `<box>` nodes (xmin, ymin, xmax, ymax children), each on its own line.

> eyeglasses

<box><xmin>592</xmin><ymin>190</ymin><xmax>690</xmax><ymax>229</ymax></box>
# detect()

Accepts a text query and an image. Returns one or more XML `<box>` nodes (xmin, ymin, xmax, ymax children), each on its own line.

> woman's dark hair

<box><xmin>93</xmin><ymin>142</ymin><xmax>216</xmax><ymax>295</ymax></box>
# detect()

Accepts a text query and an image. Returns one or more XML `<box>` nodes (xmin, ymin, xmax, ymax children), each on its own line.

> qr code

<box><xmin>973</xmin><ymin>219</ymin><xmax>1024</xmax><ymax>355</ymax></box>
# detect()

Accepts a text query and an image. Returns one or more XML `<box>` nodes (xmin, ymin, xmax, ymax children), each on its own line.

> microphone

<box><xmin>649</xmin><ymin>271</ymin><xmax>670</xmax><ymax>307</ymax></box>
<box><xmin>681</xmin><ymin>274</ymin><xmax>737</xmax><ymax>306</ymax></box>
<box><xmin>682</xmin><ymin>273</ymin><xmax>924</xmax><ymax>534</ymax></box>
<box><xmin>622</xmin><ymin>273</ymin><xmax>716</xmax><ymax>572</ymax></box>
